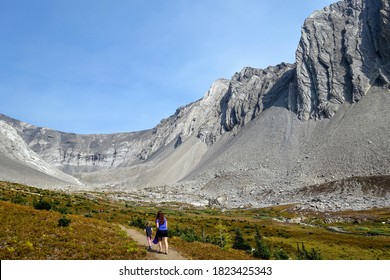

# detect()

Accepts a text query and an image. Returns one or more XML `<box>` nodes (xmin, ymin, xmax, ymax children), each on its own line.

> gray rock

<box><xmin>296</xmin><ymin>0</ymin><xmax>390</xmax><ymax>121</ymax></box>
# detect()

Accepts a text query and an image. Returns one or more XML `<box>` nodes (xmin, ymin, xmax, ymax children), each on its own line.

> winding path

<box><xmin>118</xmin><ymin>224</ymin><xmax>187</xmax><ymax>260</ymax></box>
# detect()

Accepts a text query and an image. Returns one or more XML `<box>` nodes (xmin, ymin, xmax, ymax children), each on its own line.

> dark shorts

<box><xmin>157</xmin><ymin>230</ymin><xmax>168</xmax><ymax>238</ymax></box>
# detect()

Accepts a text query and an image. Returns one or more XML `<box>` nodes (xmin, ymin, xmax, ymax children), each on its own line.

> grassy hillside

<box><xmin>1</xmin><ymin>181</ymin><xmax>389</xmax><ymax>260</ymax></box>
<box><xmin>0</xmin><ymin>200</ymin><xmax>145</xmax><ymax>260</ymax></box>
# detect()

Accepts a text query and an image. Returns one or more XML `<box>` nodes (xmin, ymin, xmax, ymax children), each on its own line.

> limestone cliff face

<box><xmin>0</xmin><ymin>62</ymin><xmax>294</xmax><ymax>174</ymax></box>
<box><xmin>222</xmin><ymin>64</ymin><xmax>295</xmax><ymax>133</ymax></box>
<box><xmin>138</xmin><ymin>62</ymin><xmax>294</xmax><ymax>155</ymax></box>
<box><xmin>378</xmin><ymin>0</ymin><xmax>390</xmax><ymax>81</ymax></box>
<box><xmin>0</xmin><ymin>120</ymin><xmax>80</xmax><ymax>186</ymax></box>
<box><xmin>296</xmin><ymin>0</ymin><xmax>390</xmax><ymax>120</ymax></box>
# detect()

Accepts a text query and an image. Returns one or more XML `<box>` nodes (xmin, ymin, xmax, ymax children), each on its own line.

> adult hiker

<box><xmin>155</xmin><ymin>211</ymin><xmax>169</xmax><ymax>254</ymax></box>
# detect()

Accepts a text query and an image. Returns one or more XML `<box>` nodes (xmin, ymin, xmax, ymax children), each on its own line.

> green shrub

<box><xmin>33</xmin><ymin>198</ymin><xmax>52</xmax><ymax>210</ymax></box>
<box><xmin>253</xmin><ymin>226</ymin><xmax>270</xmax><ymax>259</ymax></box>
<box><xmin>130</xmin><ymin>217</ymin><xmax>145</xmax><ymax>229</ymax></box>
<box><xmin>58</xmin><ymin>215</ymin><xmax>71</xmax><ymax>227</ymax></box>
<box><xmin>169</xmin><ymin>225</ymin><xmax>202</xmax><ymax>242</ymax></box>
<box><xmin>232</xmin><ymin>228</ymin><xmax>252</xmax><ymax>251</ymax></box>
<box><xmin>296</xmin><ymin>243</ymin><xmax>322</xmax><ymax>260</ymax></box>
<box><xmin>274</xmin><ymin>248</ymin><xmax>289</xmax><ymax>260</ymax></box>
<box><xmin>11</xmin><ymin>195</ymin><xmax>27</xmax><ymax>205</ymax></box>
<box><xmin>215</xmin><ymin>222</ymin><xmax>232</xmax><ymax>249</ymax></box>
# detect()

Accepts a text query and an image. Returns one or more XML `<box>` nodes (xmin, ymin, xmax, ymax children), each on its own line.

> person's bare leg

<box><xmin>147</xmin><ymin>237</ymin><xmax>152</xmax><ymax>251</ymax></box>
<box><xmin>163</xmin><ymin>237</ymin><xmax>169</xmax><ymax>254</ymax></box>
<box><xmin>158</xmin><ymin>239</ymin><xmax>162</xmax><ymax>253</ymax></box>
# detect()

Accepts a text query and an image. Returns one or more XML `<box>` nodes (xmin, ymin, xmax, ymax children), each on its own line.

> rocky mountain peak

<box><xmin>296</xmin><ymin>0</ymin><xmax>390</xmax><ymax>121</ymax></box>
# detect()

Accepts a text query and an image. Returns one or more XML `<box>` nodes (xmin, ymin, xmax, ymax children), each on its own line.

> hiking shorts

<box><xmin>157</xmin><ymin>229</ymin><xmax>168</xmax><ymax>238</ymax></box>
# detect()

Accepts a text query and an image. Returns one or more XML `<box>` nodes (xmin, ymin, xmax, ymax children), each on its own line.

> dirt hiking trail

<box><xmin>118</xmin><ymin>225</ymin><xmax>187</xmax><ymax>260</ymax></box>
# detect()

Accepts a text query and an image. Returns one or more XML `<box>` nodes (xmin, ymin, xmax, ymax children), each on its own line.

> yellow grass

<box><xmin>1</xmin><ymin>181</ymin><xmax>390</xmax><ymax>260</ymax></box>
<box><xmin>0</xmin><ymin>201</ymin><xmax>146</xmax><ymax>260</ymax></box>
<box><xmin>170</xmin><ymin>236</ymin><xmax>257</xmax><ymax>260</ymax></box>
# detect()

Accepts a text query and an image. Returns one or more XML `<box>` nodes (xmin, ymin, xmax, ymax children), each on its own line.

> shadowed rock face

<box><xmin>0</xmin><ymin>0</ymin><xmax>389</xmax><ymax>210</ymax></box>
<box><xmin>296</xmin><ymin>0</ymin><xmax>390</xmax><ymax>120</ymax></box>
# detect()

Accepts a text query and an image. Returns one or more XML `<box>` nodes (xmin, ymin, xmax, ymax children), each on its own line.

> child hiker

<box><xmin>144</xmin><ymin>222</ymin><xmax>153</xmax><ymax>251</ymax></box>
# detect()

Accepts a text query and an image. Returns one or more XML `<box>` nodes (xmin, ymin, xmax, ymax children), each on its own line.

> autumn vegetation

<box><xmin>1</xmin><ymin>181</ymin><xmax>389</xmax><ymax>260</ymax></box>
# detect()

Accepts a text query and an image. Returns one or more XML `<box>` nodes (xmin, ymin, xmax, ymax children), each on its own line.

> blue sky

<box><xmin>0</xmin><ymin>0</ymin><xmax>336</xmax><ymax>134</ymax></box>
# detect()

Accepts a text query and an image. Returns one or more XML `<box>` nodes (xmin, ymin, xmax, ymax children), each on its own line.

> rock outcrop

<box><xmin>296</xmin><ymin>0</ymin><xmax>390</xmax><ymax>120</ymax></box>
<box><xmin>0</xmin><ymin>120</ymin><xmax>80</xmax><ymax>187</ymax></box>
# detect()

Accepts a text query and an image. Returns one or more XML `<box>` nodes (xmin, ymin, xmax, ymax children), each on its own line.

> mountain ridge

<box><xmin>1</xmin><ymin>0</ymin><xmax>389</xmax><ymax>210</ymax></box>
